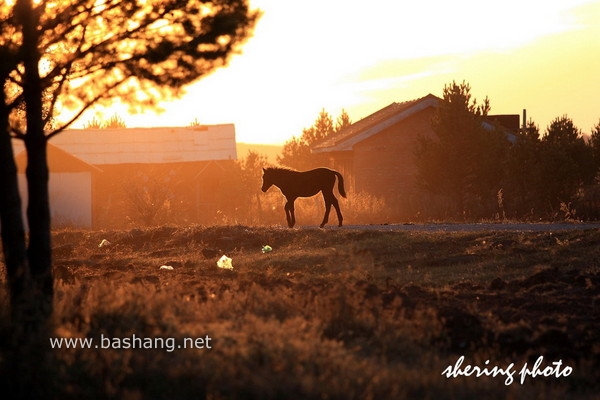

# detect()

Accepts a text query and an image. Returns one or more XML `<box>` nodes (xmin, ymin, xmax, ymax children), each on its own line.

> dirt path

<box><xmin>329</xmin><ymin>222</ymin><xmax>600</xmax><ymax>232</ymax></box>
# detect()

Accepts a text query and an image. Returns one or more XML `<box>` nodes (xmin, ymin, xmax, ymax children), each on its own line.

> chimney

<box><xmin>522</xmin><ymin>109</ymin><xmax>527</xmax><ymax>132</ymax></box>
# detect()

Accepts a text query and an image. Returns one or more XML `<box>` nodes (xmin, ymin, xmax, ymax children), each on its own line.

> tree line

<box><xmin>139</xmin><ymin>85</ymin><xmax>600</xmax><ymax>226</ymax></box>
<box><xmin>82</xmin><ymin>81</ymin><xmax>600</xmax><ymax>227</ymax></box>
<box><xmin>270</xmin><ymin>81</ymin><xmax>600</xmax><ymax>222</ymax></box>
<box><xmin>416</xmin><ymin>81</ymin><xmax>600</xmax><ymax>221</ymax></box>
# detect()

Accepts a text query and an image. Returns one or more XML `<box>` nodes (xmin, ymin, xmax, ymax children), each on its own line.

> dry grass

<box><xmin>1</xmin><ymin>225</ymin><xmax>599</xmax><ymax>399</ymax></box>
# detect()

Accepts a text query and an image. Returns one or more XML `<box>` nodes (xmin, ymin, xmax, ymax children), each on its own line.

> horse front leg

<box><xmin>284</xmin><ymin>198</ymin><xmax>296</xmax><ymax>228</ymax></box>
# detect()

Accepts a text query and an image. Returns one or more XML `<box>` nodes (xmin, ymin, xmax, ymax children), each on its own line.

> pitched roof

<box><xmin>311</xmin><ymin>94</ymin><xmax>521</xmax><ymax>151</ymax></box>
<box><xmin>14</xmin><ymin>142</ymin><xmax>103</xmax><ymax>173</ymax></box>
<box><xmin>312</xmin><ymin>94</ymin><xmax>440</xmax><ymax>153</ymax></box>
<box><xmin>48</xmin><ymin>124</ymin><xmax>237</xmax><ymax>165</ymax></box>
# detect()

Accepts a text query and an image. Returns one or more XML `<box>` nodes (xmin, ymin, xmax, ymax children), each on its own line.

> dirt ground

<box><xmin>3</xmin><ymin>224</ymin><xmax>600</xmax><ymax>398</ymax></box>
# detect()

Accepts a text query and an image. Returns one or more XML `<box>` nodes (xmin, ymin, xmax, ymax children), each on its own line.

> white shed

<box><xmin>14</xmin><ymin>142</ymin><xmax>102</xmax><ymax>229</ymax></box>
<box><xmin>13</xmin><ymin>124</ymin><xmax>237</xmax><ymax>228</ymax></box>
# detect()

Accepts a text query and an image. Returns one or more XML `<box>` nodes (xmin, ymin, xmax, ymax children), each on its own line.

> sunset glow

<box><xmin>72</xmin><ymin>0</ymin><xmax>600</xmax><ymax>145</ymax></box>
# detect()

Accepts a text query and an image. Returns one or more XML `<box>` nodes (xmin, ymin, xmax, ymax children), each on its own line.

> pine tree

<box><xmin>278</xmin><ymin>109</ymin><xmax>350</xmax><ymax>170</ymax></box>
<box><xmin>415</xmin><ymin>81</ymin><xmax>507</xmax><ymax>218</ymax></box>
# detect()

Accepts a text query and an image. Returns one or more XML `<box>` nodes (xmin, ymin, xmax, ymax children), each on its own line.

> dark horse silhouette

<box><xmin>261</xmin><ymin>167</ymin><xmax>346</xmax><ymax>228</ymax></box>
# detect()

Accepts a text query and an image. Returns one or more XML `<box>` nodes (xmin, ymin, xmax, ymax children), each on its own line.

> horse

<box><xmin>261</xmin><ymin>167</ymin><xmax>346</xmax><ymax>228</ymax></box>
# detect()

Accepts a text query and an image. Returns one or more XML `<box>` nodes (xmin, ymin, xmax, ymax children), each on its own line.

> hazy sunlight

<box><xmin>69</xmin><ymin>0</ymin><xmax>600</xmax><ymax>144</ymax></box>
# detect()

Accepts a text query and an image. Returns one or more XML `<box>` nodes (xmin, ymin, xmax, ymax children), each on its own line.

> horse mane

<box><xmin>265</xmin><ymin>166</ymin><xmax>297</xmax><ymax>173</ymax></box>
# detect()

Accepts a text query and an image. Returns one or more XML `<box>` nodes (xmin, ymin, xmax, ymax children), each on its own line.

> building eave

<box><xmin>312</xmin><ymin>95</ymin><xmax>439</xmax><ymax>154</ymax></box>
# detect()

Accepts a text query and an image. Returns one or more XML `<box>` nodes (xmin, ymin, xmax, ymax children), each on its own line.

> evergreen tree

<box><xmin>503</xmin><ymin>120</ymin><xmax>543</xmax><ymax>218</ymax></box>
<box><xmin>278</xmin><ymin>109</ymin><xmax>350</xmax><ymax>170</ymax></box>
<box><xmin>415</xmin><ymin>81</ymin><xmax>507</xmax><ymax>219</ymax></box>
<box><xmin>537</xmin><ymin>115</ymin><xmax>595</xmax><ymax>213</ymax></box>
<box><xmin>335</xmin><ymin>109</ymin><xmax>352</xmax><ymax>132</ymax></box>
<box><xmin>578</xmin><ymin>119</ymin><xmax>600</xmax><ymax>219</ymax></box>
<box><xmin>83</xmin><ymin>114</ymin><xmax>127</xmax><ymax>129</ymax></box>
<box><xmin>588</xmin><ymin>119</ymin><xmax>600</xmax><ymax>172</ymax></box>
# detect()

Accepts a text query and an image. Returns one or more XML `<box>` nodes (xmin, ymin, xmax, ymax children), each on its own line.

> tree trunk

<box><xmin>3</xmin><ymin>2</ymin><xmax>56</xmax><ymax>398</ymax></box>
<box><xmin>0</xmin><ymin>85</ymin><xmax>29</xmax><ymax>320</ymax></box>
<box><xmin>24</xmin><ymin>137</ymin><xmax>53</xmax><ymax>319</ymax></box>
<box><xmin>18</xmin><ymin>0</ymin><xmax>54</xmax><ymax>321</ymax></box>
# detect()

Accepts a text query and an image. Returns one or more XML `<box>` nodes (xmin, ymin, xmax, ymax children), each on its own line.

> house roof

<box><xmin>48</xmin><ymin>124</ymin><xmax>237</xmax><ymax>165</ymax></box>
<box><xmin>312</xmin><ymin>94</ymin><xmax>440</xmax><ymax>153</ymax></box>
<box><xmin>312</xmin><ymin>94</ymin><xmax>520</xmax><ymax>152</ymax></box>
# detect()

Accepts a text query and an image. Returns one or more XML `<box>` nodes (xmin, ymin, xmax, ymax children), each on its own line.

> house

<box><xmin>14</xmin><ymin>124</ymin><xmax>237</xmax><ymax>228</ymax></box>
<box><xmin>15</xmin><ymin>142</ymin><xmax>102</xmax><ymax>229</ymax></box>
<box><xmin>311</xmin><ymin>94</ymin><xmax>519</xmax><ymax>221</ymax></box>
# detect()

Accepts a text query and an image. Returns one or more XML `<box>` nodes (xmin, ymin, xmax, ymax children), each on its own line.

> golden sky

<box><xmin>76</xmin><ymin>0</ymin><xmax>600</xmax><ymax>145</ymax></box>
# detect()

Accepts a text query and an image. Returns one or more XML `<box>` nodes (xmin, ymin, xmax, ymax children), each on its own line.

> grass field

<box><xmin>1</xmin><ymin>225</ymin><xmax>599</xmax><ymax>399</ymax></box>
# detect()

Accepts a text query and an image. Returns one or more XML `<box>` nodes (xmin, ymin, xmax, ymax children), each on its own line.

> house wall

<box><xmin>18</xmin><ymin>172</ymin><xmax>92</xmax><ymax>229</ymax></box>
<box><xmin>351</xmin><ymin>107</ymin><xmax>435</xmax><ymax>220</ymax></box>
<box><xmin>323</xmin><ymin>152</ymin><xmax>353</xmax><ymax>190</ymax></box>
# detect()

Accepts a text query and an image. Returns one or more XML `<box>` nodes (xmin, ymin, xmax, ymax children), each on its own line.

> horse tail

<box><xmin>334</xmin><ymin>171</ymin><xmax>347</xmax><ymax>198</ymax></box>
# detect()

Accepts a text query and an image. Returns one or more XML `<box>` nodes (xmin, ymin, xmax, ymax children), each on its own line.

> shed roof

<box><xmin>48</xmin><ymin>124</ymin><xmax>237</xmax><ymax>165</ymax></box>
<box><xmin>14</xmin><ymin>142</ymin><xmax>103</xmax><ymax>174</ymax></box>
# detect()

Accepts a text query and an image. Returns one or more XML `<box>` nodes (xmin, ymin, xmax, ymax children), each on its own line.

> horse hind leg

<box><xmin>331</xmin><ymin>196</ymin><xmax>343</xmax><ymax>226</ymax></box>
<box><xmin>290</xmin><ymin>201</ymin><xmax>296</xmax><ymax>227</ymax></box>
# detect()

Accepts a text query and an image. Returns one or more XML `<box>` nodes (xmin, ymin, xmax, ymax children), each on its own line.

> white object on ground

<box><xmin>217</xmin><ymin>255</ymin><xmax>233</xmax><ymax>270</ymax></box>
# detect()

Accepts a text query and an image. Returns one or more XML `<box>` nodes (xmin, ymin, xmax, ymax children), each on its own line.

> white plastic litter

<box><xmin>216</xmin><ymin>255</ymin><xmax>233</xmax><ymax>270</ymax></box>
<box><xmin>98</xmin><ymin>239</ymin><xmax>111</xmax><ymax>248</ymax></box>
<box><xmin>159</xmin><ymin>265</ymin><xmax>174</xmax><ymax>270</ymax></box>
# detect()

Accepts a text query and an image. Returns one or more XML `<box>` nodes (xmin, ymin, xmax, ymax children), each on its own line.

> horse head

<box><xmin>261</xmin><ymin>168</ymin><xmax>273</xmax><ymax>192</ymax></box>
